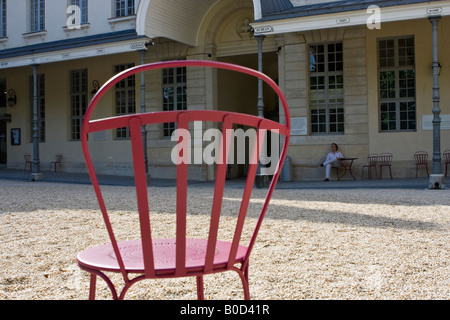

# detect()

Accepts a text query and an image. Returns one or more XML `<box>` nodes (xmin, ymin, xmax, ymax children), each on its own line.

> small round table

<box><xmin>337</xmin><ymin>158</ymin><xmax>358</xmax><ymax>180</ymax></box>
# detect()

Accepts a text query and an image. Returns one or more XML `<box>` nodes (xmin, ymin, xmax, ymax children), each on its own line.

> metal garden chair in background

<box><xmin>50</xmin><ymin>153</ymin><xmax>63</xmax><ymax>172</ymax></box>
<box><xmin>414</xmin><ymin>151</ymin><xmax>429</xmax><ymax>178</ymax></box>
<box><xmin>24</xmin><ymin>153</ymin><xmax>32</xmax><ymax>171</ymax></box>
<box><xmin>331</xmin><ymin>163</ymin><xmax>342</xmax><ymax>181</ymax></box>
<box><xmin>443</xmin><ymin>150</ymin><xmax>450</xmax><ymax>177</ymax></box>
<box><xmin>378</xmin><ymin>152</ymin><xmax>393</xmax><ymax>179</ymax></box>
<box><xmin>77</xmin><ymin>60</ymin><xmax>291</xmax><ymax>300</ymax></box>
<box><xmin>361</xmin><ymin>153</ymin><xmax>378</xmax><ymax>179</ymax></box>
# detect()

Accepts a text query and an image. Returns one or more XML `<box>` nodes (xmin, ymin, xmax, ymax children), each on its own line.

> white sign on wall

<box><xmin>291</xmin><ymin>117</ymin><xmax>308</xmax><ymax>136</ymax></box>
<box><xmin>422</xmin><ymin>114</ymin><xmax>450</xmax><ymax>131</ymax></box>
<box><xmin>254</xmin><ymin>26</ymin><xmax>273</xmax><ymax>34</ymax></box>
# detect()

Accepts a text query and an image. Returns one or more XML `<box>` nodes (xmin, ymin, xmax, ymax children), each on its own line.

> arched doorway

<box><xmin>138</xmin><ymin>0</ymin><xmax>280</xmax><ymax>180</ymax></box>
<box><xmin>199</xmin><ymin>0</ymin><xmax>279</xmax><ymax>177</ymax></box>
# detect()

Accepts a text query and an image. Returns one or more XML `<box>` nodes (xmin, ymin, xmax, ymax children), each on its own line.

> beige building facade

<box><xmin>0</xmin><ymin>0</ymin><xmax>449</xmax><ymax>181</ymax></box>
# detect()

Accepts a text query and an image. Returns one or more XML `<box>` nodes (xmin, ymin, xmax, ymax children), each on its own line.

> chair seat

<box><xmin>77</xmin><ymin>239</ymin><xmax>248</xmax><ymax>275</ymax></box>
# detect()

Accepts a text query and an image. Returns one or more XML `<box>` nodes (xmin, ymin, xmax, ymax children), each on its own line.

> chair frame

<box><xmin>24</xmin><ymin>153</ymin><xmax>32</xmax><ymax>171</ymax></box>
<box><xmin>77</xmin><ymin>60</ymin><xmax>291</xmax><ymax>300</ymax></box>
<box><xmin>378</xmin><ymin>152</ymin><xmax>393</xmax><ymax>179</ymax></box>
<box><xmin>50</xmin><ymin>153</ymin><xmax>63</xmax><ymax>172</ymax></box>
<box><xmin>331</xmin><ymin>164</ymin><xmax>341</xmax><ymax>180</ymax></box>
<box><xmin>414</xmin><ymin>151</ymin><xmax>429</xmax><ymax>178</ymax></box>
<box><xmin>362</xmin><ymin>153</ymin><xmax>378</xmax><ymax>179</ymax></box>
<box><xmin>443</xmin><ymin>150</ymin><xmax>450</xmax><ymax>177</ymax></box>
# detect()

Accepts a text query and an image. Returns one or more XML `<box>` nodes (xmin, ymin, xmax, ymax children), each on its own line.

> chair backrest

<box><xmin>367</xmin><ymin>154</ymin><xmax>378</xmax><ymax>165</ymax></box>
<box><xmin>443</xmin><ymin>150</ymin><xmax>450</xmax><ymax>164</ymax></box>
<box><xmin>81</xmin><ymin>60</ymin><xmax>291</xmax><ymax>278</ymax></box>
<box><xmin>414</xmin><ymin>151</ymin><xmax>428</xmax><ymax>164</ymax></box>
<box><xmin>378</xmin><ymin>152</ymin><xmax>392</xmax><ymax>165</ymax></box>
<box><xmin>55</xmin><ymin>153</ymin><xmax>63</xmax><ymax>162</ymax></box>
<box><xmin>24</xmin><ymin>153</ymin><xmax>31</xmax><ymax>161</ymax></box>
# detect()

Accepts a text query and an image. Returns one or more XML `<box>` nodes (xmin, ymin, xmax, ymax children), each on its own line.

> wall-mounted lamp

<box><xmin>91</xmin><ymin>80</ymin><xmax>100</xmax><ymax>96</ymax></box>
<box><xmin>7</xmin><ymin>89</ymin><xmax>17</xmax><ymax>107</ymax></box>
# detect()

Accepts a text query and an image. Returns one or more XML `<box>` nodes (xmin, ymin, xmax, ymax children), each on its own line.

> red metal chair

<box><xmin>361</xmin><ymin>153</ymin><xmax>378</xmax><ymax>179</ymax></box>
<box><xmin>378</xmin><ymin>152</ymin><xmax>393</xmax><ymax>179</ymax></box>
<box><xmin>444</xmin><ymin>150</ymin><xmax>450</xmax><ymax>177</ymax></box>
<box><xmin>77</xmin><ymin>60</ymin><xmax>291</xmax><ymax>300</ymax></box>
<box><xmin>50</xmin><ymin>153</ymin><xmax>63</xmax><ymax>172</ymax></box>
<box><xmin>414</xmin><ymin>151</ymin><xmax>429</xmax><ymax>178</ymax></box>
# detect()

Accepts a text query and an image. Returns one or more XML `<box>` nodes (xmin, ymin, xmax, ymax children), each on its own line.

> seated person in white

<box><xmin>320</xmin><ymin>143</ymin><xmax>343</xmax><ymax>181</ymax></box>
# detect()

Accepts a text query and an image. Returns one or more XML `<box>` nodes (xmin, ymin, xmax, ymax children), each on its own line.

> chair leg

<box><xmin>416</xmin><ymin>164</ymin><xmax>429</xmax><ymax>178</ymax></box>
<box><xmin>89</xmin><ymin>274</ymin><xmax>97</xmax><ymax>300</ymax></box>
<box><xmin>82</xmin><ymin>268</ymin><xmax>119</xmax><ymax>300</ymax></box>
<box><xmin>234</xmin><ymin>265</ymin><xmax>250</xmax><ymax>300</ymax></box>
<box><xmin>242</xmin><ymin>266</ymin><xmax>250</xmax><ymax>300</ymax></box>
<box><xmin>196</xmin><ymin>276</ymin><xmax>204</xmax><ymax>300</ymax></box>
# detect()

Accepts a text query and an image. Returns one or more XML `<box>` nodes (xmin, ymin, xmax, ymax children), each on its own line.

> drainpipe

<box><xmin>31</xmin><ymin>64</ymin><xmax>42</xmax><ymax>181</ymax></box>
<box><xmin>428</xmin><ymin>16</ymin><xmax>445</xmax><ymax>189</ymax></box>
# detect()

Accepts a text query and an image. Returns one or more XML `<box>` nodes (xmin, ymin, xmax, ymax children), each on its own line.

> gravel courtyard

<box><xmin>0</xmin><ymin>178</ymin><xmax>448</xmax><ymax>300</ymax></box>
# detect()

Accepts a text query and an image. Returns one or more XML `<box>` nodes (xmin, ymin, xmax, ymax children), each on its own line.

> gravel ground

<box><xmin>0</xmin><ymin>178</ymin><xmax>448</xmax><ymax>300</ymax></box>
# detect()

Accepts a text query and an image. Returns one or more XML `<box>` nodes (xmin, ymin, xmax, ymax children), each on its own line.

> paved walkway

<box><xmin>0</xmin><ymin>168</ymin><xmax>444</xmax><ymax>190</ymax></box>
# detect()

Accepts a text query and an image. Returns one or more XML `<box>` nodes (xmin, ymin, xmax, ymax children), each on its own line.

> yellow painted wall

<box><xmin>1</xmin><ymin>52</ymin><xmax>142</xmax><ymax>175</ymax></box>
<box><xmin>366</xmin><ymin>17</ymin><xmax>450</xmax><ymax>175</ymax></box>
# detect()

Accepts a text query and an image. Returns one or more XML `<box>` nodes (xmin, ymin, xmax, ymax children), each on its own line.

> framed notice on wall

<box><xmin>290</xmin><ymin>117</ymin><xmax>308</xmax><ymax>136</ymax></box>
<box><xmin>11</xmin><ymin>128</ymin><xmax>20</xmax><ymax>146</ymax></box>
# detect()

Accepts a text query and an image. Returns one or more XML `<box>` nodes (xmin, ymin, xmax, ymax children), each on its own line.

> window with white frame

<box><xmin>114</xmin><ymin>0</ymin><xmax>134</xmax><ymax>17</ymax></box>
<box><xmin>114</xmin><ymin>63</ymin><xmax>136</xmax><ymax>139</ymax></box>
<box><xmin>70</xmin><ymin>69</ymin><xmax>88</xmax><ymax>141</ymax></box>
<box><xmin>69</xmin><ymin>0</ymin><xmax>88</xmax><ymax>24</ymax></box>
<box><xmin>309</xmin><ymin>42</ymin><xmax>344</xmax><ymax>134</ymax></box>
<box><xmin>162</xmin><ymin>67</ymin><xmax>187</xmax><ymax>137</ymax></box>
<box><xmin>0</xmin><ymin>0</ymin><xmax>6</xmax><ymax>38</ymax></box>
<box><xmin>29</xmin><ymin>74</ymin><xmax>45</xmax><ymax>142</ymax></box>
<box><xmin>378</xmin><ymin>36</ymin><xmax>416</xmax><ymax>132</ymax></box>
<box><xmin>30</xmin><ymin>0</ymin><xmax>45</xmax><ymax>32</ymax></box>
